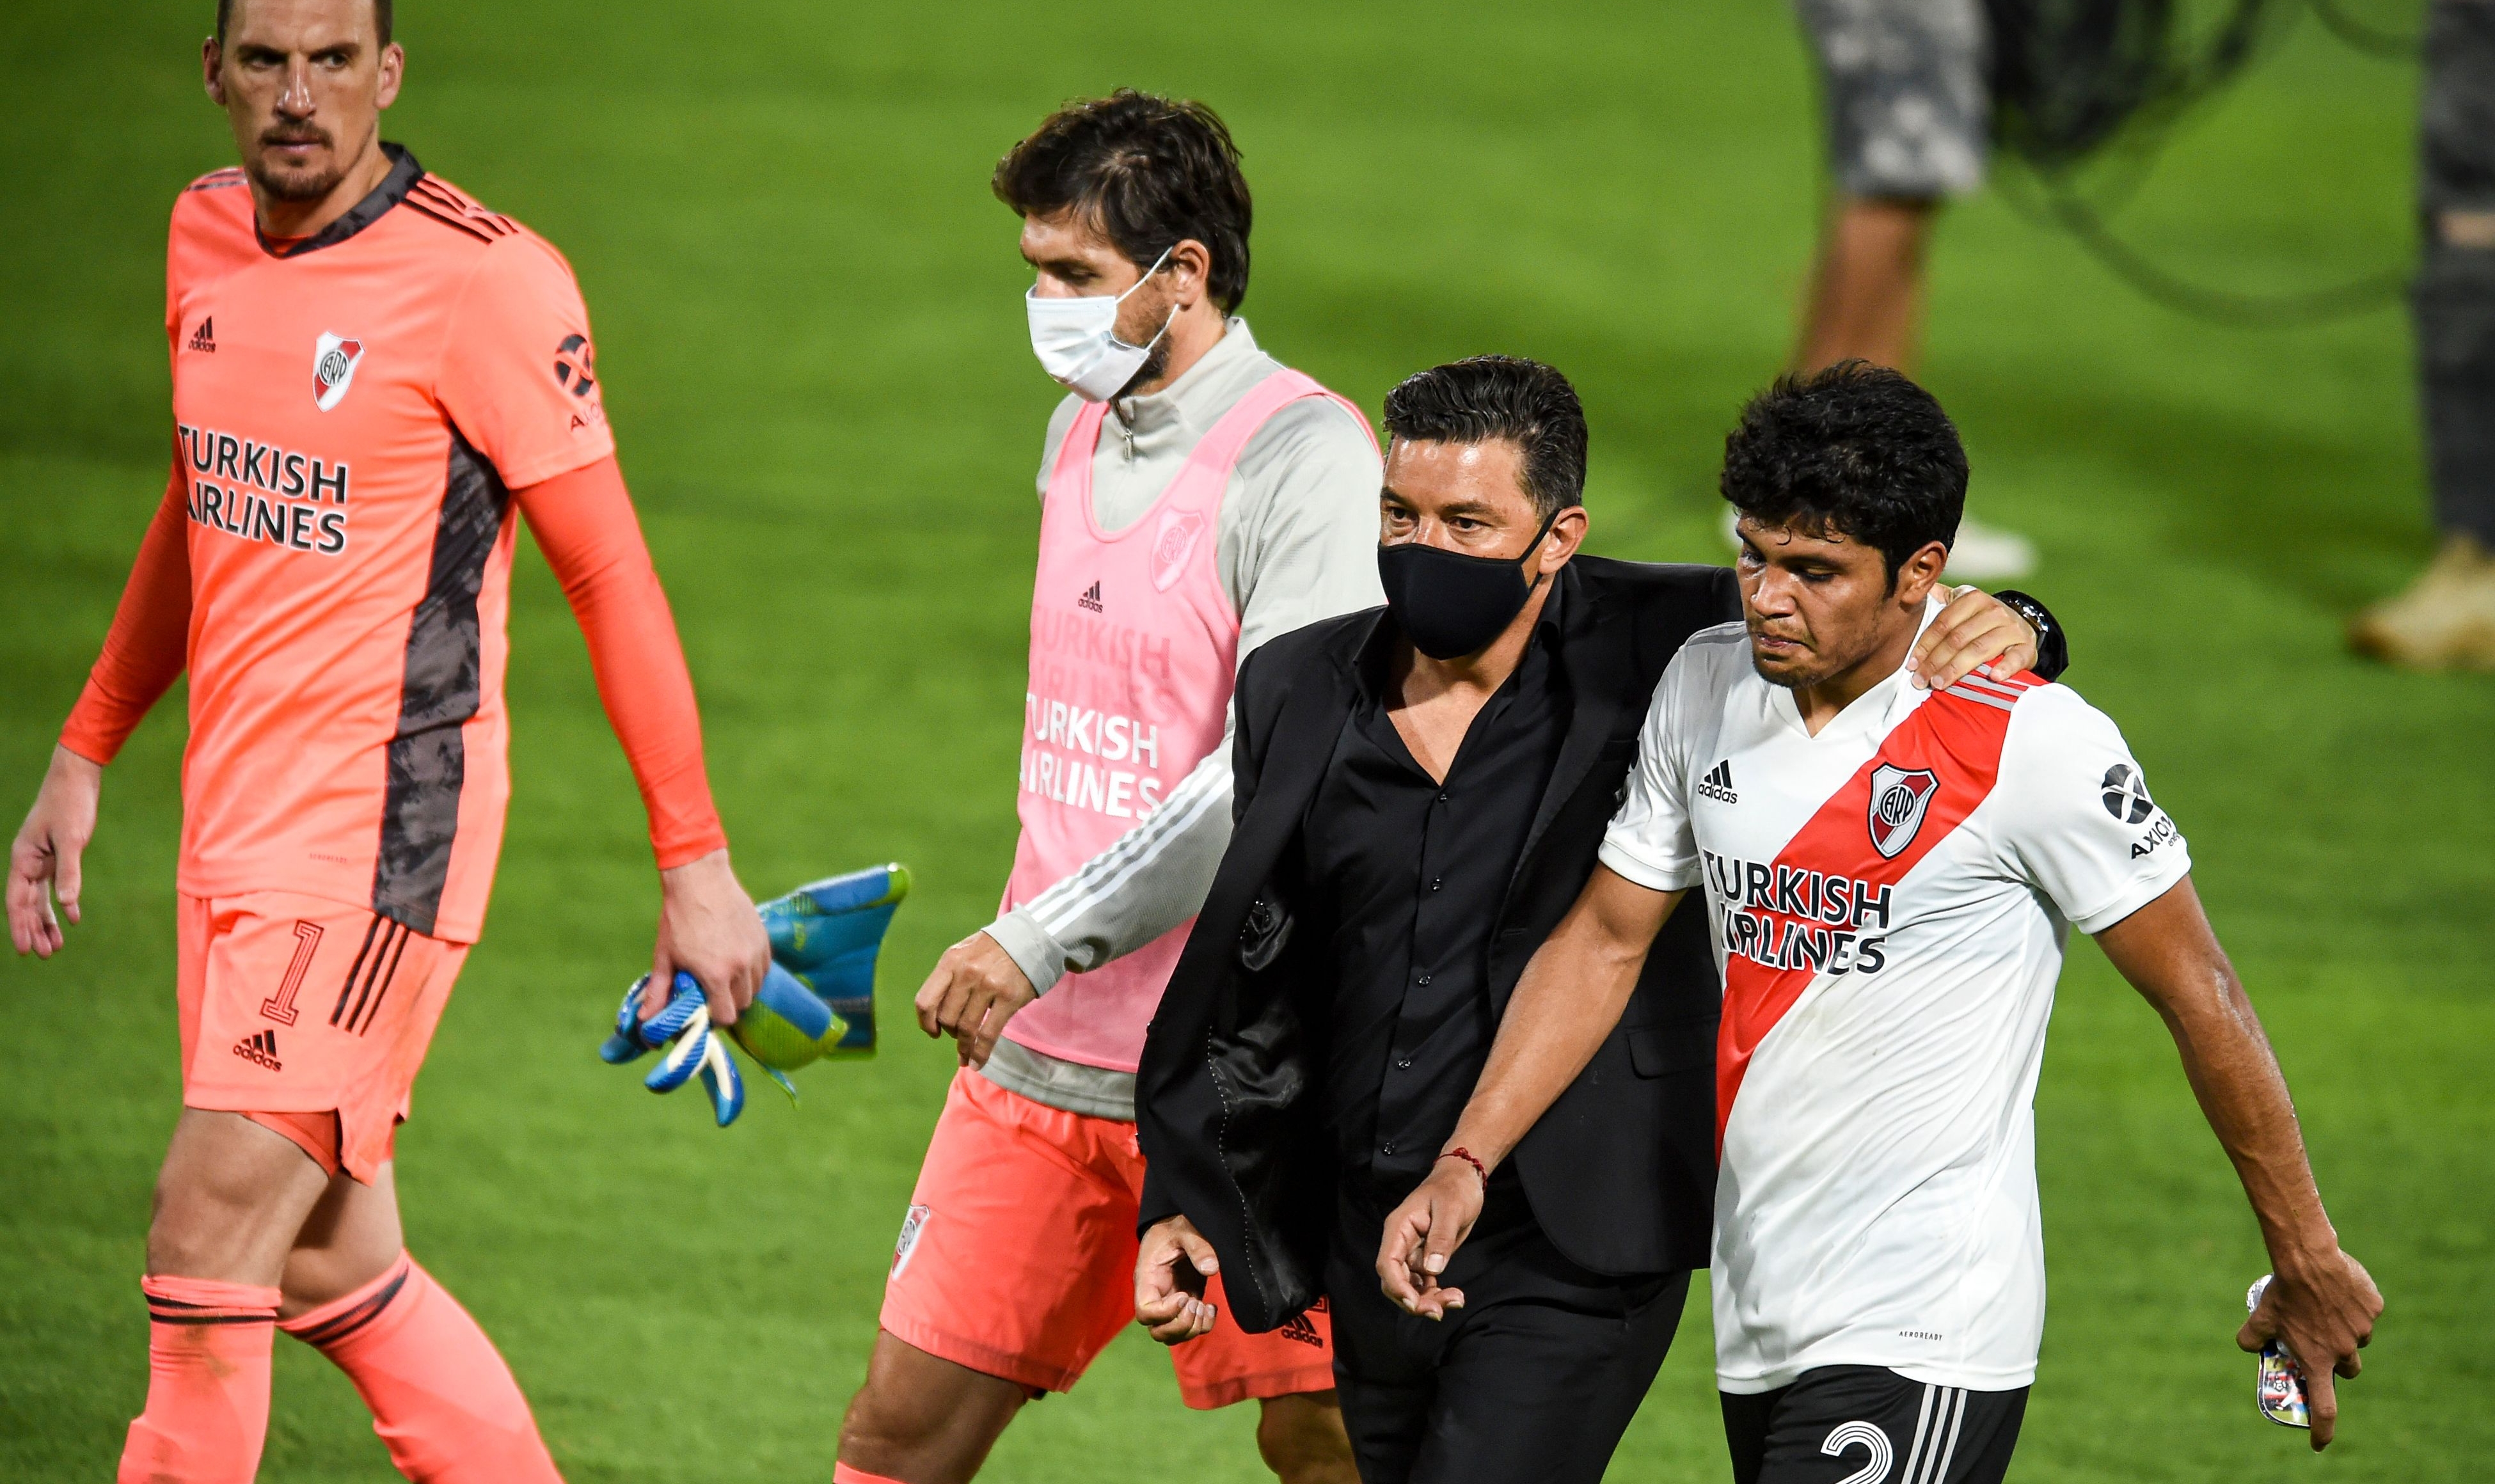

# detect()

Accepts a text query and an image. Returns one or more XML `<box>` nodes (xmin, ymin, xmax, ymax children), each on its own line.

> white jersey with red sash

<box><xmin>1598</xmin><ymin>603</ymin><xmax>2192</xmax><ymax>1394</ymax></box>
<box><xmin>1001</xmin><ymin>368</ymin><xmax>1370</xmax><ymax>1074</ymax></box>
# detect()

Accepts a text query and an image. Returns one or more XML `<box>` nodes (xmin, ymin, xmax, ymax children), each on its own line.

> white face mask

<box><xmin>1024</xmin><ymin>246</ymin><xmax>1178</xmax><ymax>402</ymax></box>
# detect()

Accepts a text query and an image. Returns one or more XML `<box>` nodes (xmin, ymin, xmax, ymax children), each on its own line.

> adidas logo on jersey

<box><xmin>187</xmin><ymin>317</ymin><xmax>216</xmax><ymax>353</ymax></box>
<box><xmin>1278</xmin><ymin>1310</ymin><xmax>1325</xmax><ymax>1347</ymax></box>
<box><xmin>1077</xmin><ymin>580</ymin><xmax>1104</xmax><ymax>613</ymax></box>
<box><xmin>231</xmin><ymin>1029</ymin><xmax>282</xmax><ymax>1071</ymax></box>
<box><xmin>1697</xmin><ymin>759</ymin><xmax>1739</xmax><ymax>803</ymax></box>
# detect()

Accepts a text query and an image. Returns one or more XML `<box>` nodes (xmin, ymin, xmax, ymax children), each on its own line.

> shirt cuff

<box><xmin>56</xmin><ymin>717</ymin><xmax>127</xmax><ymax>768</ymax></box>
<box><xmin>1137</xmin><ymin>1173</ymin><xmax>1185</xmax><ymax>1239</ymax></box>
<box><xmin>496</xmin><ymin>432</ymin><xmax>617</xmax><ymax>494</ymax></box>
<box><xmin>652</xmin><ymin>823</ymin><xmax>730</xmax><ymax>872</ymax></box>
<box><xmin>2068</xmin><ymin>849</ymin><xmax>2193</xmax><ymax>935</ymax></box>
<box><xmin>1597</xmin><ymin>838</ymin><xmax>1702</xmax><ymax>895</ymax></box>
<box><xmin>984</xmin><ymin>909</ymin><xmax>1069</xmax><ymax>996</ymax></box>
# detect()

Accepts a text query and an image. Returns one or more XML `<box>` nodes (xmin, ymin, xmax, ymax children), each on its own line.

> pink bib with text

<box><xmin>1001</xmin><ymin>370</ymin><xmax>1371</xmax><ymax>1073</ymax></box>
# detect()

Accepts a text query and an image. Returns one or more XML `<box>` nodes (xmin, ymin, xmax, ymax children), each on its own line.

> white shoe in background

<box><xmin>1940</xmin><ymin>517</ymin><xmax>2037</xmax><ymax>581</ymax></box>
<box><xmin>2348</xmin><ymin>533</ymin><xmax>2495</xmax><ymax>672</ymax></box>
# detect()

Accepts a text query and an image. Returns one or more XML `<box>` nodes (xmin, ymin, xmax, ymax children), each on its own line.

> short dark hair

<box><xmin>993</xmin><ymin>90</ymin><xmax>1253</xmax><ymax>313</ymax></box>
<box><xmin>218</xmin><ymin>0</ymin><xmax>395</xmax><ymax>45</ymax></box>
<box><xmin>1719</xmin><ymin>361</ymin><xmax>1966</xmax><ymax>584</ymax></box>
<box><xmin>1382</xmin><ymin>356</ymin><xmax>1588</xmax><ymax>521</ymax></box>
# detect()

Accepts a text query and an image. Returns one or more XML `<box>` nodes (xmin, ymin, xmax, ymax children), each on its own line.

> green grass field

<box><xmin>3</xmin><ymin>1</ymin><xmax>2487</xmax><ymax>1479</ymax></box>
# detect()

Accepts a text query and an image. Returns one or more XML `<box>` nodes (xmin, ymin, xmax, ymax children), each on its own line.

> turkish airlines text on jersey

<box><xmin>1020</xmin><ymin>693</ymin><xmax>1170</xmax><ymax>820</ymax></box>
<box><xmin>1700</xmin><ymin>848</ymin><xmax>1896</xmax><ymax>975</ymax></box>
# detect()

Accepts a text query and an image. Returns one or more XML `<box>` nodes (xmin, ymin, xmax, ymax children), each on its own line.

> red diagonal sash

<box><xmin>1713</xmin><ymin>677</ymin><xmax>2030</xmax><ymax>1151</ymax></box>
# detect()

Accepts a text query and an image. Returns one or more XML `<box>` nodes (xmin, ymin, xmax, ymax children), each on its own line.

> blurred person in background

<box><xmin>1787</xmin><ymin>0</ymin><xmax>2038</xmax><ymax>580</ymax></box>
<box><xmin>2350</xmin><ymin>0</ymin><xmax>2495</xmax><ymax>669</ymax></box>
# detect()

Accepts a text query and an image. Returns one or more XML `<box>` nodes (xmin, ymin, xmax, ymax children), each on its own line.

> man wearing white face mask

<box><xmin>833</xmin><ymin>91</ymin><xmax>1379</xmax><ymax>1484</ymax></box>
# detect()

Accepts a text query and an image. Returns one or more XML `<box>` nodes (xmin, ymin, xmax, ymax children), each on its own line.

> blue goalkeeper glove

<box><xmin>599</xmin><ymin>972</ymin><xmax>746</xmax><ymax>1126</ymax></box>
<box><xmin>756</xmin><ymin>863</ymin><xmax>910</xmax><ymax>1057</ymax></box>
<box><xmin>598</xmin><ymin>862</ymin><xmax>910</xmax><ymax>1126</ymax></box>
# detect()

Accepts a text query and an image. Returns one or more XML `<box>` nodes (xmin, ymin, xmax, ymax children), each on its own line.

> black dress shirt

<box><xmin>1303</xmin><ymin>592</ymin><xmax>1569</xmax><ymax>1193</ymax></box>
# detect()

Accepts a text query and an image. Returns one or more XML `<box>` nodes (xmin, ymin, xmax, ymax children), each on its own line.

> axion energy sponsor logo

<box><xmin>2100</xmin><ymin>762</ymin><xmax>2156</xmax><ymax>823</ymax></box>
<box><xmin>1701</xmin><ymin>848</ymin><xmax>1893</xmax><ymax>975</ymax></box>
<box><xmin>1021</xmin><ymin>692</ymin><xmax>1168</xmax><ymax>819</ymax></box>
<box><xmin>552</xmin><ymin>333</ymin><xmax>596</xmax><ymax>398</ymax></box>
<box><xmin>178</xmin><ymin>422</ymin><xmax>349</xmax><ymax>555</ymax></box>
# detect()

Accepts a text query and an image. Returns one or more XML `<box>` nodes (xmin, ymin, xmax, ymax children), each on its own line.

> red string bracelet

<box><xmin>1438</xmin><ymin>1147</ymin><xmax>1488</xmax><ymax>1190</ymax></box>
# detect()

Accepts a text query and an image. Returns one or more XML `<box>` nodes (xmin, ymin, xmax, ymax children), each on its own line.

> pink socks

<box><xmin>278</xmin><ymin>1254</ymin><xmax>564</xmax><ymax>1483</ymax></box>
<box><xmin>118</xmin><ymin>1276</ymin><xmax>281</xmax><ymax>1484</ymax></box>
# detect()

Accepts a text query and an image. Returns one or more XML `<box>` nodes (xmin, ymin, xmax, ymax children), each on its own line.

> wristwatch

<box><xmin>1990</xmin><ymin>589</ymin><xmax>2068</xmax><ymax>681</ymax></box>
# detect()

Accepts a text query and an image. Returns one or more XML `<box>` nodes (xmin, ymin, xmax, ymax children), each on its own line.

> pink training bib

<box><xmin>1000</xmin><ymin>369</ymin><xmax>1372</xmax><ymax>1073</ymax></box>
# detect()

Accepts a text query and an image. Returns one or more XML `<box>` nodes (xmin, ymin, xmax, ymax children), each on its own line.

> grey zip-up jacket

<box><xmin>979</xmin><ymin>320</ymin><xmax>1382</xmax><ymax>1120</ymax></box>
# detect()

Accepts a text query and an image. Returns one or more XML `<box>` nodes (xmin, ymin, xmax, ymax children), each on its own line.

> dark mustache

<box><xmin>258</xmin><ymin>125</ymin><xmax>333</xmax><ymax>150</ymax></box>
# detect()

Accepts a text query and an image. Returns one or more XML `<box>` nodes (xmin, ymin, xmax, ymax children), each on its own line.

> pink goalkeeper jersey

<box><xmin>1000</xmin><ymin>369</ymin><xmax>1366</xmax><ymax>1073</ymax></box>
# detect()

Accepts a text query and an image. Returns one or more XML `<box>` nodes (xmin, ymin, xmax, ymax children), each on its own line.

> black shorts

<box><xmin>1722</xmin><ymin>1366</ymin><xmax>2027</xmax><ymax>1484</ymax></box>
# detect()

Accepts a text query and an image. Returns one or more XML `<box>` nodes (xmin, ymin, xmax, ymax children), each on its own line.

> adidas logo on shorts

<box><xmin>232</xmin><ymin>1029</ymin><xmax>282</xmax><ymax>1071</ymax></box>
<box><xmin>1278</xmin><ymin>1297</ymin><xmax>1327</xmax><ymax>1347</ymax></box>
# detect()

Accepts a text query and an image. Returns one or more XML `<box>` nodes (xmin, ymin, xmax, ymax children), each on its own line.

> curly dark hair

<box><xmin>1720</xmin><ymin>361</ymin><xmax>1966</xmax><ymax>586</ymax></box>
<box><xmin>219</xmin><ymin>0</ymin><xmax>393</xmax><ymax>44</ymax></box>
<box><xmin>1382</xmin><ymin>356</ymin><xmax>1588</xmax><ymax>521</ymax></box>
<box><xmin>993</xmin><ymin>90</ymin><xmax>1253</xmax><ymax>313</ymax></box>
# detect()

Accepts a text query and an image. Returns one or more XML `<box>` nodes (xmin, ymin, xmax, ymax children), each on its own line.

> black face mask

<box><xmin>1376</xmin><ymin>511</ymin><xmax>1560</xmax><ymax>661</ymax></box>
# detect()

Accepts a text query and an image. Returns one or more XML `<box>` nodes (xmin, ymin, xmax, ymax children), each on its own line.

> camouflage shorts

<box><xmin>2424</xmin><ymin>0</ymin><xmax>2495</xmax><ymax>214</ymax></box>
<box><xmin>1796</xmin><ymin>0</ymin><xmax>1991</xmax><ymax>198</ymax></box>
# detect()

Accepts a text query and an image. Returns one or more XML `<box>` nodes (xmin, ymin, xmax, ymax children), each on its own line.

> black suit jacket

<box><xmin>1136</xmin><ymin>556</ymin><xmax>1741</xmax><ymax>1335</ymax></box>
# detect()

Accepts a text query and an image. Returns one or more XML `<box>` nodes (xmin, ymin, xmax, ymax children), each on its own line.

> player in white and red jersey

<box><xmin>6</xmin><ymin>4</ymin><xmax>767</xmax><ymax>1481</ymax></box>
<box><xmin>1378</xmin><ymin>363</ymin><xmax>2382</xmax><ymax>1480</ymax></box>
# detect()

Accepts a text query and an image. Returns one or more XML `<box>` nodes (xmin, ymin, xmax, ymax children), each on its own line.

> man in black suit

<box><xmin>1128</xmin><ymin>356</ymin><xmax>2060</xmax><ymax>1484</ymax></box>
